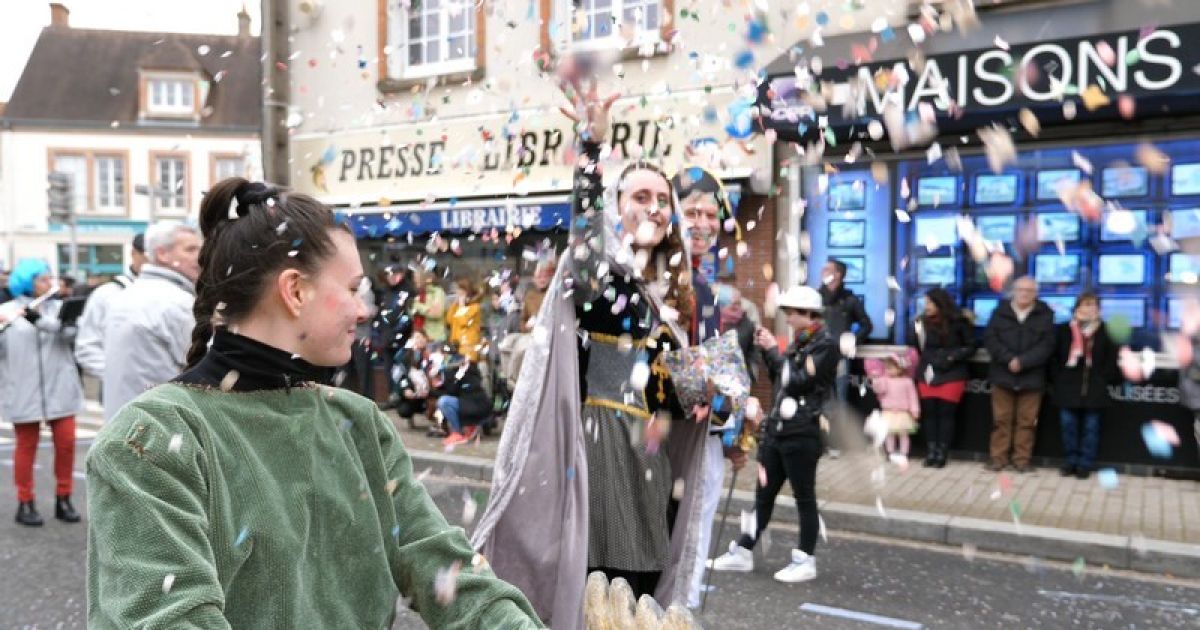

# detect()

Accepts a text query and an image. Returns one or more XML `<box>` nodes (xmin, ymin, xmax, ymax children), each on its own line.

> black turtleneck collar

<box><xmin>173</xmin><ymin>329</ymin><xmax>335</xmax><ymax>392</ymax></box>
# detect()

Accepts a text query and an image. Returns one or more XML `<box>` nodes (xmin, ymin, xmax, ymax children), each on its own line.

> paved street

<box><xmin>2</xmin><ymin>419</ymin><xmax>1198</xmax><ymax>629</ymax></box>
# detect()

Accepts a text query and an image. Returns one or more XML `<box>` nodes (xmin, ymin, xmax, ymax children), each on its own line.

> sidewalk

<box><xmin>388</xmin><ymin>412</ymin><xmax>1200</xmax><ymax>579</ymax></box>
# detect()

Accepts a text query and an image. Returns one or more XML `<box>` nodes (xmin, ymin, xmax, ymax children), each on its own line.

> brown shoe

<box><xmin>984</xmin><ymin>461</ymin><xmax>1005</xmax><ymax>472</ymax></box>
<box><xmin>1013</xmin><ymin>463</ymin><xmax>1036</xmax><ymax>474</ymax></box>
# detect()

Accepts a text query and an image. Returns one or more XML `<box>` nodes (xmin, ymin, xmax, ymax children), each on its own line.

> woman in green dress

<box><xmin>86</xmin><ymin>177</ymin><xmax>542</xmax><ymax>629</ymax></box>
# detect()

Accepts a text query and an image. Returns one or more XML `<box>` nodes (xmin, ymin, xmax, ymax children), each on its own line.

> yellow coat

<box><xmin>447</xmin><ymin>299</ymin><xmax>483</xmax><ymax>362</ymax></box>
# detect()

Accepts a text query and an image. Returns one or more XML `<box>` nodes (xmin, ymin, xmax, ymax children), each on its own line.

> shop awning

<box><xmin>341</xmin><ymin>200</ymin><xmax>572</xmax><ymax>239</ymax></box>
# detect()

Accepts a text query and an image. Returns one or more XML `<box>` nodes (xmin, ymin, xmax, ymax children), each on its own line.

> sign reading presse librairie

<box><xmin>290</xmin><ymin>91</ymin><xmax>767</xmax><ymax>205</ymax></box>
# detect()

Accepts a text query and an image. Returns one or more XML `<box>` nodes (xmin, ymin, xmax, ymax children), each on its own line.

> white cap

<box><xmin>777</xmin><ymin>285</ymin><xmax>823</xmax><ymax>312</ymax></box>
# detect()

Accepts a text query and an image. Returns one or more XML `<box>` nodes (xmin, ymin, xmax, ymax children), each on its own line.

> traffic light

<box><xmin>48</xmin><ymin>172</ymin><xmax>73</xmax><ymax>220</ymax></box>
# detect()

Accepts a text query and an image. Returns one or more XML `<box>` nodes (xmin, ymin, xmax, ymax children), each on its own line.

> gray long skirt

<box><xmin>583</xmin><ymin>403</ymin><xmax>673</xmax><ymax>572</ymax></box>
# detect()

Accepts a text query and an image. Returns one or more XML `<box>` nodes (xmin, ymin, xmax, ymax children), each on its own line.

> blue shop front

<box><xmin>763</xmin><ymin>8</ymin><xmax>1200</xmax><ymax>475</ymax></box>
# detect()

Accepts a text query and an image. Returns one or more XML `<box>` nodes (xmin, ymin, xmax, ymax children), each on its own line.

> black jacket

<box><xmin>1050</xmin><ymin>322</ymin><xmax>1120</xmax><ymax>409</ymax></box>
<box><xmin>983</xmin><ymin>299</ymin><xmax>1056</xmax><ymax>391</ymax></box>
<box><xmin>820</xmin><ymin>285</ymin><xmax>872</xmax><ymax>346</ymax></box>
<box><xmin>763</xmin><ymin>327</ymin><xmax>839</xmax><ymax>439</ymax></box>
<box><xmin>908</xmin><ymin>313</ymin><xmax>975</xmax><ymax>386</ymax></box>
<box><xmin>437</xmin><ymin>354</ymin><xmax>491</xmax><ymax>424</ymax></box>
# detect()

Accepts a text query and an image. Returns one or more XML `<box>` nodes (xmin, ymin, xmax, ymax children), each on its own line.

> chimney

<box><xmin>49</xmin><ymin>2</ymin><xmax>69</xmax><ymax>28</ymax></box>
<box><xmin>237</xmin><ymin>5</ymin><xmax>251</xmax><ymax>37</ymax></box>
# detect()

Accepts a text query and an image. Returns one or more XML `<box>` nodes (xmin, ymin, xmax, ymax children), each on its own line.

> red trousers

<box><xmin>13</xmin><ymin>416</ymin><xmax>76</xmax><ymax>503</ymax></box>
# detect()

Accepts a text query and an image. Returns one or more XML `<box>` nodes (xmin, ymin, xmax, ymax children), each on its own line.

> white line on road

<box><xmin>1038</xmin><ymin>590</ymin><xmax>1200</xmax><ymax>615</ymax></box>
<box><xmin>800</xmin><ymin>603</ymin><xmax>923</xmax><ymax>629</ymax></box>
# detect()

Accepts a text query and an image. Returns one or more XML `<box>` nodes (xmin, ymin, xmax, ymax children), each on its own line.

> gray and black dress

<box><xmin>569</xmin><ymin>141</ymin><xmax>686</xmax><ymax>587</ymax></box>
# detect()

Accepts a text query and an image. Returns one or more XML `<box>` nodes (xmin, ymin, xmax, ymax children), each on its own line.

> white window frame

<box><xmin>93</xmin><ymin>155</ymin><xmax>126</xmax><ymax>212</ymax></box>
<box><xmin>386</xmin><ymin>0</ymin><xmax>477</xmax><ymax>80</ymax></box>
<box><xmin>214</xmin><ymin>157</ymin><xmax>245</xmax><ymax>181</ymax></box>
<box><xmin>145</xmin><ymin>73</ymin><xmax>197</xmax><ymax>117</ymax></box>
<box><xmin>51</xmin><ymin>154</ymin><xmax>88</xmax><ymax>214</ymax></box>
<box><xmin>554</xmin><ymin>0</ymin><xmax>664</xmax><ymax>53</ymax></box>
<box><xmin>156</xmin><ymin>157</ymin><xmax>188</xmax><ymax>210</ymax></box>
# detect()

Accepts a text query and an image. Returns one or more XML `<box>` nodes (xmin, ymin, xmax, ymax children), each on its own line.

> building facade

<box><xmin>0</xmin><ymin>3</ymin><xmax>262</xmax><ymax>282</ymax></box>
<box><xmin>276</xmin><ymin>0</ymin><xmax>902</xmax><ymax>331</ymax></box>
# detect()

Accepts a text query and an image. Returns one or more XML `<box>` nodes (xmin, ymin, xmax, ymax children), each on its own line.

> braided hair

<box><xmin>185</xmin><ymin>177</ymin><xmax>351</xmax><ymax>368</ymax></box>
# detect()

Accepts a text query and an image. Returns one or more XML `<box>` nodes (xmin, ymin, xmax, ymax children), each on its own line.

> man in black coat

<box><xmin>983</xmin><ymin>276</ymin><xmax>1056</xmax><ymax>473</ymax></box>
<box><xmin>819</xmin><ymin>258</ymin><xmax>872</xmax><ymax>454</ymax></box>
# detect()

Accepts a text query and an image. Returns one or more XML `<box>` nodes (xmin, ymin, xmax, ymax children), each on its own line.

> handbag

<box><xmin>660</xmin><ymin>330</ymin><xmax>752</xmax><ymax>430</ymax></box>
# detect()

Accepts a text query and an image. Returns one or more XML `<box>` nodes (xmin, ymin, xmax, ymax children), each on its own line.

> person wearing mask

<box><xmin>819</xmin><ymin>258</ymin><xmax>872</xmax><ymax>456</ymax></box>
<box><xmin>708</xmin><ymin>285</ymin><xmax>837</xmax><ymax>583</ymax></box>
<box><xmin>74</xmin><ymin>233</ymin><xmax>147</xmax><ymax>382</ymax></box>
<box><xmin>411</xmin><ymin>267</ymin><xmax>447</xmax><ymax>343</ymax></box>
<box><xmin>0</xmin><ymin>259</ymin><xmax>85</xmax><ymax>526</ymax></box>
<box><xmin>908</xmin><ymin>288</ymin><xmax>975</xmax><ymax>468</ymax></box>
<box><xmin>1050</xmin><ymin>293</ymin><xmax>1119</xmax><ymax>479</ymax></box>
<box><xmin>101</xmin><ymin>221</ymin><xmax>201</xmax><ymax>421</ymax></box>
<box><xmin>983</xmin><ymin>276</ymin><xmax>1055</xmax><ymax>473</ymax></box>
<box><xmin>86</xmin><ymin>178</ymin><xmax>541</xmax><ymax>628</ymax></box>
<box><xmin>448</xmin><ymin>276</ymin><xmax>485</xmax><ymax>363</ymax></box>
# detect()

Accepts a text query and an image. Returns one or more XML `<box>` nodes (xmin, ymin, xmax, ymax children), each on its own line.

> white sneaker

<box><xmin>773</xmin><ymin>549</ymin><xmax>817</xmax><ymax>583</ymax></box>
<box><xmin>707</xmin><ymin>541</ymin><xmax>754</xmax><ymax>572</ymax></box>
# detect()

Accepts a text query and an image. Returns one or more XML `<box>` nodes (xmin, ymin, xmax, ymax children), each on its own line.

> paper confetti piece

<box><xmin>435</xmin><ymin>561</ymin><xmax>462</xmax><ymax>606</ymax></box>
<box><xmin>168</xmin><ymin>434</ymin><xmax>183</xmax><ymax>454</ymax></box>
<box><xmin>219</xmin><ymin>370</ymin><xmax>240</xmax><ymax>392</ymax></box>
<box><xmin>1097</xmin><ymin>468</ymin><xmax>1119</xmax><ymax>490</ymax></box>
<box><xmin>162</xmin><ymin>573</ymin><xmax>176</xmax><ymax>594</ymax></box>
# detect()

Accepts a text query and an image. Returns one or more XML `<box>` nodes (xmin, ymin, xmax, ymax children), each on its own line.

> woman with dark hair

<box><xmin>908</xmin><ymin>288</ymin><xmax>975</xmax><ymax>468</ymax></box>
<box><xmin>86</xmin><ymin>178</ymin><xmax>541</xmax><ymax>628</ymax></box>
<box><xmin>1050</xmin><ymin>292</ymin><xmax>1119</xmax><ymax>479</ymax></box>
<box><xmin>473</xmin><ymin>57</ymin><xmax>708</xmax><ymax>627</ymax></box>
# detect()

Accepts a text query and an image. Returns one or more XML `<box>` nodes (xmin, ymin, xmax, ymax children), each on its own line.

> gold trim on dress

<box><xmin>588</xmin><ymin>332</ymin><xmax>648</xmax><ymax>349</ymax></box>
<box><xmin>583</xmin><ymin>397</ymin><xmax>651</xmax><ymax>420</ymax></box>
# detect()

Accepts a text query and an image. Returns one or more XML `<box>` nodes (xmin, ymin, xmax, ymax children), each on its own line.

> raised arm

<box><xmin>558</xmin><ymin>58</ymin><xmax>620</xmax><ymax>307</ymax></box>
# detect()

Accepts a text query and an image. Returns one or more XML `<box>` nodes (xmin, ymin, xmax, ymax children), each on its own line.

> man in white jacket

<box><xmin>101</xmin><ymin>222</ymin><xmax>201</xmax><ymax>421</ymax></box>
<box><xmin>74</xmin><ymin>233</ymin><xmax>147</xmax><ymax>383</ymax></box>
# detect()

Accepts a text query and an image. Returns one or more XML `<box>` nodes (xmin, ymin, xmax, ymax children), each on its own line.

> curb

<box><xmin>408</xmin><ymin>449</ymin><xmax>1200</xmax><ymax>579</ymax></box>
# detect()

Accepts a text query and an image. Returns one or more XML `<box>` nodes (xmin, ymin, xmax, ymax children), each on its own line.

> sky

<box><xmin>0</xmin><ymin>0</ymin><xmax>262</xmax><ymax>101</ymax></box>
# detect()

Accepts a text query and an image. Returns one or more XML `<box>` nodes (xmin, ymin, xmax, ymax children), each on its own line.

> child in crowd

<box><xmin>871</xmin><ymin>353</ymin><xmax>921</xmax><ymax>464</ymax></box>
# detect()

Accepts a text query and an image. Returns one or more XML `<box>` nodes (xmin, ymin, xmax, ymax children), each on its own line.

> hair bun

<box><xmin>233</xmin><ymin>181</ymin><xmax>275</xmax><ymax>213</ymax></box>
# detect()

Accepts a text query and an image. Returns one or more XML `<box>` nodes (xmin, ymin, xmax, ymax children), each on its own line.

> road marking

<box><xmin>1038</xmin><ymin>590</ymin><xmax>1200</xmax><ymax>615</ymax></box>
<box><xmin>800</xmin><ymin>604</ymin><xmax>923</xmax><ymax>629</ymax></box>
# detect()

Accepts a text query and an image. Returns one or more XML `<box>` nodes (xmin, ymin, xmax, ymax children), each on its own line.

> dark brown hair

<box><xmin>185</xmin><ymin>177</ymin><xmax>351</xmax><ymax>368</ymax></box>
<box><xmin>924</xmin><ymin>287</ymin><xmax>961</xmax><ymax>337</ymax></box>
<box><xmin>616</xmin><ymin>162</ymin><xmax>695</xmax><ymax>336</ymax></box>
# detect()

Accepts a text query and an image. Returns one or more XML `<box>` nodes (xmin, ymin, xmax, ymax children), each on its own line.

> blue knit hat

<box><xmin>8</xmin><ymin>258</ymin><xmax>50</xmax><ymax>298</ymax></box>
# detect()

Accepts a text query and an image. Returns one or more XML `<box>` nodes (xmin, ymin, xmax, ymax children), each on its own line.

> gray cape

<box><xmin>472</xmin><ymin>199</ymin><xmax>709</xmax><ymax>628</ymax></box>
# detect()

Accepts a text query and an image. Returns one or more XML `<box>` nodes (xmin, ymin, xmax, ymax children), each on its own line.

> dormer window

<box><xmin>140</xmin><ymin>71</ymin><xmax>200</xmax><ymax>120</ymax></box>
<box><xmin>149</xmin><ymin>78</ymin><xmax>194</xmax><ymax>114</ymax></box>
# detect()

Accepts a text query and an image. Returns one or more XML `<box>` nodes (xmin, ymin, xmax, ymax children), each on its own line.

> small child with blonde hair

<box><xmin>871</xmin><ymin>353</ymin><xmax>921</xmax><ymax>462</ymax></box>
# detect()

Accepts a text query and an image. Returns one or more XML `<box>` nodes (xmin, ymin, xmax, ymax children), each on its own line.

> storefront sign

<box><xmin>343</xmin><ymin>201</ymin><xmax>571</xmax><ymax>238</ymax></box>
<box><xmin>764</xmin><ymin>22</ymin><xmax>1200</xmax><ymax>136</ymax></box>
<box><xmin>291</xmin><ymin>90</ymin><xmax>769</xmax><ymax>204</ymax></box>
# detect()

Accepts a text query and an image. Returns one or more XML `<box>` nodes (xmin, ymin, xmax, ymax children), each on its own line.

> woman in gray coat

<box><xmin>0</xmin><ymin>258</ymin><xmax>84</xmax><ymax>526</ymax></box>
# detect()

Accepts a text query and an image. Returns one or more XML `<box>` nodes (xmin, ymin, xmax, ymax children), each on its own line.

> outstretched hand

<box><xmin>555</xmin><ymin>54</ymin><xmax>619</xmax><ymax>143</ymax></box>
